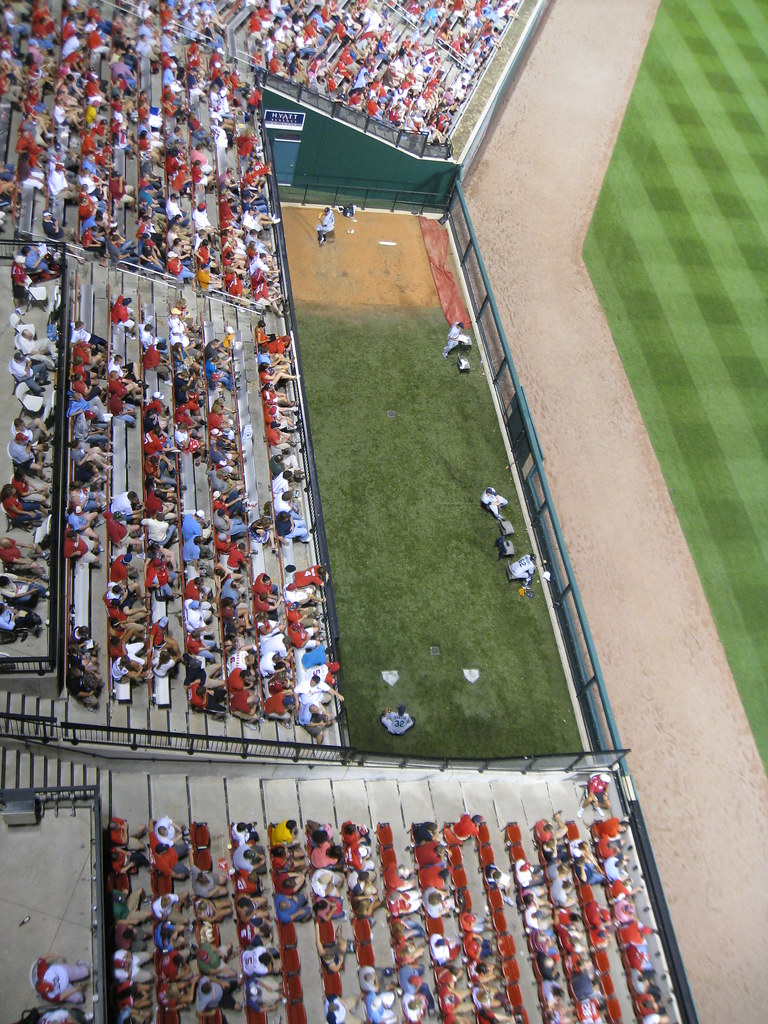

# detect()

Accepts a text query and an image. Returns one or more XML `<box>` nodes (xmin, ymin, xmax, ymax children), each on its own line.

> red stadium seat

<box><xmin>451</xmin><ymin>866</ymin><xmax>468</xmax><ymax>888</ymax></box>
<box><xmin>377</xmin><ymin>824</ymin><xmax>393</xmax><ymax>848</ymax></box>
<box><xmin>380</xmin><ymin>847</ymin><xmax>397</xmax><ymax>869</ymax></box>
<box><xmin>323</xmin><ymin>972</ymin><xmax>342</xmax><ymax>997</ymax></box>
<box><xmin>506</xmin><ymin>983</ymin><xmax>523</xmax><ymax>1008</ymax></box>
<box><xmin>606</xmin><ymin>997</ymin><xmax>623</xmax><ymax>1023</ymax></box>
<box><xmin>288</xmin><ymin>1004</ymin><xmax>307</xmax><ymax>1024</ymax></box>
<box><xmin>478</xmin><ymin>845</ymin><xmax>495</xmax><ymax>866</ymax></box>
<box><xmin>282</xmin><ymin>947</ymin><xmax>301</xmax><ymax>975</ymax></box>
<box><xmin>477</xmin><ymin>821</ymin><xmax>492</xmax><ymax>844</ymax></box>
<box><xmin>357</xmin><ymin>942</ymin><xmax>375</xmax><ymax>967</ymax></box>
<box><xmin>425</xmin><ymin>915</ymin><xmax>444</xmax><ymax>936</ymax></box>
<box><xmin>284</xmin><ymin>974</ymin><xmax>302</xmax><ymax>1001</ymax></box>
<box><xmin>566</xmin><ymin>822</ymin><xmax>580</xmax><ymax>841</ymax></box>
<box><xmin>353</xmin><ymin>919</ymin><xmax>372</xmax><ymax>942</ymax></box>
<box><xmin>486</xmin><ymin>888</ymin><xmax>503</xmax><ymax>911</ymax></box>
<box><xmin>278</xmin><ymin>922</ymin><xmax>297</xmax><ymax>949</ymax></box>
<box><xmin>497</xmin><ymin>933</ymin><xmax>516</xmax><ymax>959</ymax></box>
<box><xmin>448</xmin><ymin>846</ymin><xmax>463</xmax><ymax>867</ymax></box>
<box><xmin>245</xmin><ymin>1010</ymin><xmax>266</xmax><ymax>1024</ymax></box>
<box><xmin>594</xmin><ymin>950</ymin><xmax>610</xmax><ymax>974</ymax></box>
<box><xmin>501</xmin><ymin>958</ymin><xmax>520</xmax><ymax>983</ymax></box>
<box><xmin>318</xmin><ymin>920</ymin><xmax>335</xmax><ymax>945</ymax></box>
<box><xmin>505</xmin><ymin>824</ymin><xmax>522</xmax><ymax>845</ymax></box>
<box><xmin>492</xmin><ymin>909</ymin><xmax>508</xmax><ymax>935</ymax></box>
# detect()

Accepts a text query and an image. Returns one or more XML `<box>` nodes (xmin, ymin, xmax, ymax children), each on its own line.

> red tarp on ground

<box><xmin>419</xmin><ymin>215</ymin><xmax>470</xmax><ymax>328</ymax></box>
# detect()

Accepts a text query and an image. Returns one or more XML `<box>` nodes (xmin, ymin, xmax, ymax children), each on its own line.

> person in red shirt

<box><xmin>263</xmin><ymin>692</ymin><xmax>295</xmax><ymax>722</ymax></box>
<box><xmin>578</xmin><ymin>774</ymin><xmax>611</xmax><ymax>818</ymax></box>
<box><xmin>230</xmin><ymin>687</ymin><xmax>260</xmax><ymax>722</ymax></box>
<box><xmin>447</xmin><ymin>813</ymin><xmax>482</xmax><ymax>843</ymax></box>
<box><xmin>111</xmin><ymin>295</ymin><xmax>135</xmax><ymax>329</ymax></box>
<box><xmin>63</xmin><ymin>527</ymin><xmax>100</xmax><ymax>565</ymax></box>
<box><xmin>292</xmin><ymin>564</ymin><xmax>328</xmax><ymax>589</ymax></box>
<box><xmin>157</xmin><ymin>949</ymin><xmax>193</xmax><ymax>982</ymax></box>
<box><xmin>227</xmin><ymin>543</ymin><xmax>247</xmax><ymax>571</ymax></box>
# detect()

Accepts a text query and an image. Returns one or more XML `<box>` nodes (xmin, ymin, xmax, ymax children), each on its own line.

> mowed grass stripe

<box><xmin>617</xmin><ymin>133</ymin><xmax>768</xmax><ymax>472</ymax></box>
<box><xmin>584</xmin><ymin>0</ymin><xmax>768</xmax><ymax>765</ymax></box>
<box><xmin>296</xmin><ymin>303</ymin><xmax>579</xmax><ymax>759</ymax></box>
<box><xmin>588</xmin><ymin>201</ymin><xmax>768</xmax><ymax>730</ymax></box>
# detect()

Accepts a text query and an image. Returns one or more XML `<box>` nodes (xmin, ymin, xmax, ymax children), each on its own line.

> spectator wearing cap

<box><xmin>443</xmin><ymin>321</ymin><xmax>472</xmax><ymax>358</ymax></box>
<box><xmin>111</xmin><ymin>295</ymin><xmax>136</xmax><ymax>332</ymax></box>
<box><xmin>151</xmin><ymin>616</ymin><xmax>183</xmax><ymax>662</ymax></box>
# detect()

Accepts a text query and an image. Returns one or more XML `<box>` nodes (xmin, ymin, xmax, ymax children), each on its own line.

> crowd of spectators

<box><xmin>0</xmin><ymin>235</ymin><xmax>58</xmax><ymax>646</ymax></box>
<box><xmin>0</xmin><ymin>0</ymin><xmax>338</xmax><ymax>728</ymax></box>
<box><xmin>105</xmin><ymin>813</ymin><xmax>280</xmax><ymax>1020</ymax></box>
<box><xmin>238</xmin><ymin>0</ymin><xmax>524</xmax><ymax>144</ymax></box>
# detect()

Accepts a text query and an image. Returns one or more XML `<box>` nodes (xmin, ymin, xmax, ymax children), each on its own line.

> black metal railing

<box><xmin>0</xmin><ymin>709</ymin><xmax>627</xmax><ymax>771</ymax></box>
<box><xmin>0</xmin><ymin>240</ymin><xmax>69</xmax><ymax>680</ymax></box>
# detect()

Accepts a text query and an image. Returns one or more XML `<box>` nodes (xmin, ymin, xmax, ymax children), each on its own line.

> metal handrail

<box><xmin>0</xmin><ymin>709</ymin><xmax>628</xmax><ymax>770</ymax></box>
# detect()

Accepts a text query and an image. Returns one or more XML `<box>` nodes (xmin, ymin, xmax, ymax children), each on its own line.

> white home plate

<box><xmin>382</xmin><ymin>670</ymin><xmax>399</xmax><ymax>686</ymax></box>
<box><xmin>463</xmin><ymin>669</ymin><xmax>480</xmax><ymax>684</ymax></box>
<box><xmin>378</xmin><ymin>241</ymin><xmax>397</xmax><ymax>246</ymax></box>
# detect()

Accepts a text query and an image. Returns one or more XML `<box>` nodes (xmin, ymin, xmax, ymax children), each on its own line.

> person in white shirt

<box><xmin>443</xmin><ymin>321</ymin><xmax>472</xmax><ymax>357</ymax></box>
<box><xmin>47</xmin><ymin>163</ymin><xmax>77</xmax><ymax>200</ymax></box>
<box><xmin>192</xmin><ymin>203</ymin><xmax>214</xmax><ymax>236</ymax></box>
<box><xmin>316</xmin><ymin>207</ymin><xmax>335</xmax><ymax>246</ymax></box>
<box><xmin>508</xmin><ymin>553</ymin><xmax>536</xmax><ymax>587</ymax></box>
<box><xmin>480</xmin><ymin>486</ymin><xmax>508</xmax><ymax>520</ymax></box>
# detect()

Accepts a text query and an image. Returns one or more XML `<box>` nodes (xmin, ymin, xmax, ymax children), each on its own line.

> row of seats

<box><xmin>586</xmin><ymin>821</ymin><xmax>669</xmax><ymax>1024</ymax></box>
<box><xmin>0</xmin><ymin>247</ymin><xmax>59</xmax><ymax>646</ymax></box>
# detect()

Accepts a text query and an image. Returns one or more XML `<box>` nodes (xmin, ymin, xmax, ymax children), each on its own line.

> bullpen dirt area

<box><xmin>465</xmin><ymin>0</ymin><xmax>768</xmax><ymax>1019</ymax></box>
<box><xmin>281</xmin><ymin>207</ymin><xmax>440</xmax><ymax>308</ymax></box>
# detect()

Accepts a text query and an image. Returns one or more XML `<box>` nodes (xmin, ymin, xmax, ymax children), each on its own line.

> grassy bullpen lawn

<box><xmin>296</xmin><ymin>303</ymin><xmax>579</xmax><ymax>759</ymax></box>
<box><xmin>584</xmin><ymin>0</ymin><xmax>768</xmax><ymax>768</ymax></box>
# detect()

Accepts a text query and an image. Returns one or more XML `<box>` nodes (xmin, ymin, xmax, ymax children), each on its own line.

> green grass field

<box><xmin>584</xmin><ymin>0</ymin><xmax>768</xmax><ymax>768</ymax></box>
<box><xmin>296</xmin><ymin>303</ymin><xmax>580</xmax><ymax>758</ymax></box>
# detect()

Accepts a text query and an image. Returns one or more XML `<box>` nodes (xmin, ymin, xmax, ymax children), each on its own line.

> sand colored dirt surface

<box><xmin>465</xmin><ymin>0</ymin><xmax>768</xmax><ymax>1018</ymax></box>
<box><xmin>282</xmin><ymin>206</ymin><xmax>440</xmax><ymax>308</ymax></box>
